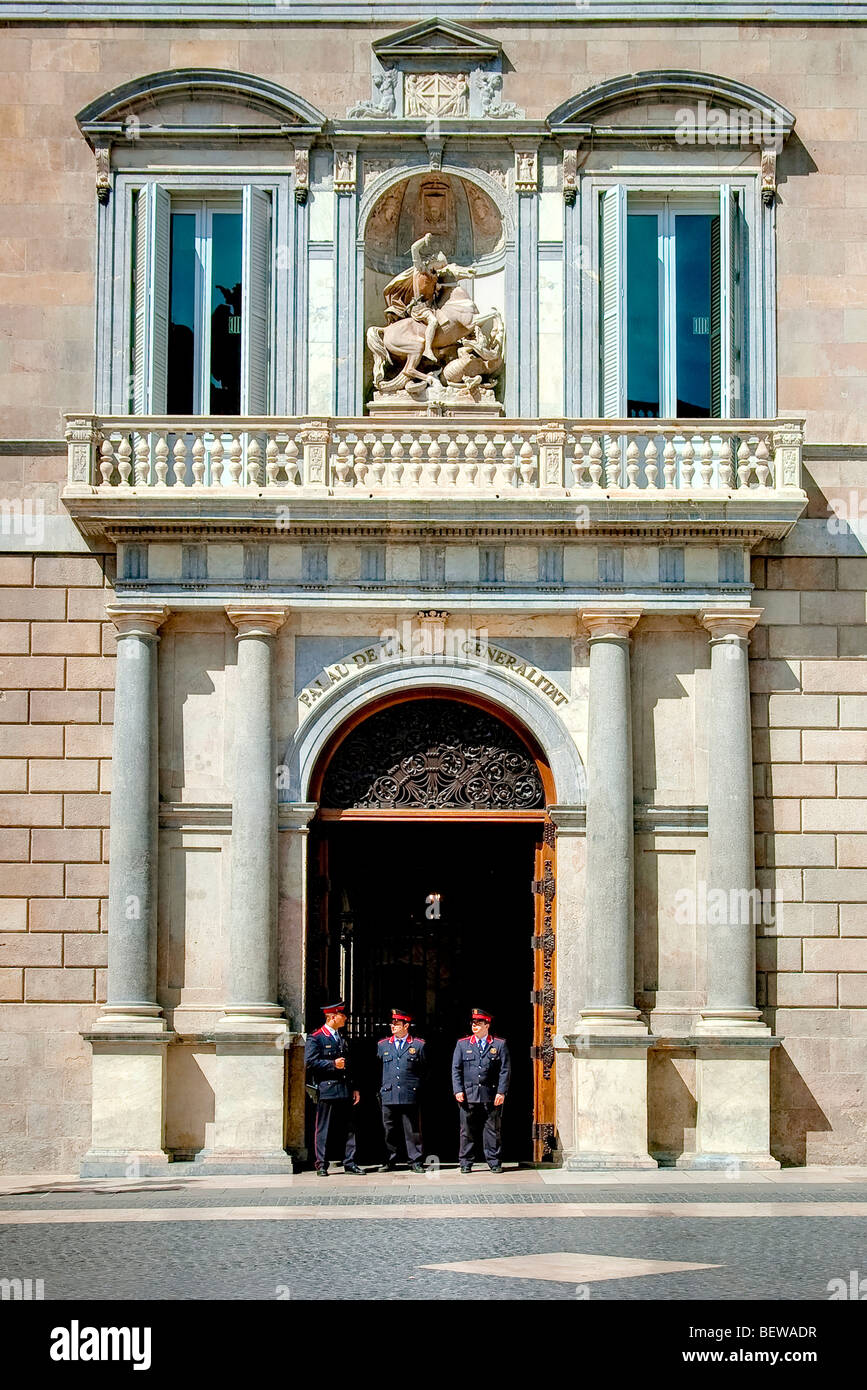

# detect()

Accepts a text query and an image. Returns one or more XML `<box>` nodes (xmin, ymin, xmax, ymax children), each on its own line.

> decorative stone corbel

<box><xmin>761</xmin><ymin>148</ymin><xmax>777</xmax><ymax>207</ymax></box>
<box><xmin>294</xmin><ymin>147</ymin><xmax>310</xmax><ymax>205</ymax></box>
<box><xmin>426</xmin><ymin>136</ymin><xmax>444</xmax><ymax>172</ymax></box>
<box><xmin>95</xmin><ymin>144</ymin><xmax>111</xmax><ymax>205</ymax></box>
<box><xmin>333</xmin><ymin>148</ymin><xmax>357</xmax><ymax>196</ymax></box>
<box><xmin>563</xmin><ymin>148</ymin><xmax>579</xmax><ymax>206</ymax></box>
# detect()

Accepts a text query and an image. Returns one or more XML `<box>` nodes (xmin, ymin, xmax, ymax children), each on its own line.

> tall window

<box><xmin>131</xmin><ymin>184</ymin><xmax>271</xmax><ymax>415</ymax></box>
<box><xmin>600</xmin><ymin>187</ymin><xmax>745</xmax><ymax>419</ymax></box>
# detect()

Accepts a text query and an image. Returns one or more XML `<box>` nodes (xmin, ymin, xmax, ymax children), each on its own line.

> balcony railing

<box><xmin>66</xmin><ymin>414</ymin><xmax>805</xmax><ymax>497</ymax></box>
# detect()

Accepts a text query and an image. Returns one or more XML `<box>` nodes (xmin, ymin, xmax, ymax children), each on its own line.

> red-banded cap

<box><xmin>471</xmin><ymin>1009</ymin><xmax>493</xmax><ymax>1022</ymax></box>
<box><xmin>391</xmin><ymin>1009</ymin><xmax>412</xmax><ymax>1023</ymax></box>
<box><xmin>322</xmin><ymin>1000</ymin><xmax>347</xmax><ymax>1015</ymax></box>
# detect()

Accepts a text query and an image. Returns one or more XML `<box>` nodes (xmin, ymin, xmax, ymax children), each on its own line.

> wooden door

<box><xmin>531</xmin><ymin>817</ymin><xmax>557</xmax><ymax>1162</ymax></box>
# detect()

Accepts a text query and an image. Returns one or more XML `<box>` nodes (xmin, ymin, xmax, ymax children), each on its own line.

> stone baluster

<box><xmin>134</xmin><ymin>434</ymin><xmax>150</xmax><ymax>487</ymax></box>
<box><xmin>334</xmin><ymin>441</ymin><xmax>352</xmax><ymax>487</ymax></box>
<box><xmin>283</xmin><ymin>438</ymin><xmax>300</xmax><ymax>487</ymax></box>
<box><xmin>662</xmin><ymin>434</ymin><xmax>677</xmax><ymax>489</ymax></box>
<box><xmin>228</xmin><ymin>435</ymin><xmax>243</xmax><ymax>486</ymax></box>
<box><xmin>117</xmin><ymin>435</ymin><xmax>132</xmax><ymax>487</ymax></box>
<box><xmin>172</xmin><ymin>437</ymin><xmax>187</xmax><ymax>487</ymax></box>
<box><xmin>265</xmin><ymin>438</ymin><xmax>280</xmax><ymax>486</ymax></box>
<box><xmin>210</xmin><ymin>436</ymin><xmax>224</xmax><ymax>488</ymax></box>
<box><xmin>99</xmin><ymin>438</ymin><xmax>115</xmax><ymax>486</ymax></box>
<box><xmin>154</xmin><ymin>435</ymin><xmax>169</xmax><ymax>486</ymax></box>
<box><xmin>389</xmin><ymin>439</ymin><xmax>405</xmax><ymax>488</ymax></box>
<box><xmin>444</xmin><ymin>439</ymin><xmax>460</xmax><ymax>486</ymax></box>
<box><xmin>604</xmin><ymin>437</ymin><xmax>621</xmax><ymax>488</ymax></box>
<box><xmin>588</xmin><ymin>438</ymin><xmax>603</xmax><ymax>488</ymax></box>
<box><xmin>681</xmin><ymin>437</ymin><xmax>695</xmax><ymax>489</ymax></box>
<box><xmin>625</xmin><ymin>439</ymin><xmax>640</xmax><ymax>490</ymax></box>
<box><xmin>247</xmin><ymin>437</ymin><xmax>263</xmax><ymax>487</ymax></box>
<box><xmin>191</xmin><ymin>434</ymin><xmax>206</xmax><ymax>487</ymax></box>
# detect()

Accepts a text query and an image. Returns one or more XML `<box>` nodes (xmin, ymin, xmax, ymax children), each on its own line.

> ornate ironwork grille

<box><xmin>320</xmin><ymin>701</ymin><xmax>545</xmax><ymax>810</ymax></box>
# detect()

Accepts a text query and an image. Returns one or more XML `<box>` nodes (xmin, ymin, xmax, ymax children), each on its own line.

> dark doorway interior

<box><xmin>305</xmin><ymin>821</ymin><xmax>538</xmax><ymax>1166</ymax></box>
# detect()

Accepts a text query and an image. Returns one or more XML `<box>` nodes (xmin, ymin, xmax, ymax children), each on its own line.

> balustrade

<box><xmin>67</xmin><ymin>414</ymin><xmax>804</xmax><ymax>497</ymax></box>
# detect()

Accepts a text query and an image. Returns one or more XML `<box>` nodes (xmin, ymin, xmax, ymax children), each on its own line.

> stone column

<box><xmin>278</xmin><ymin>801</ymin><xmax>319</xmax><ymax>1161</ymax></box>
<box><xmin>81</xmin><ymin>605</ymin><xmax>172</xmax><ymax>1178</ymax></box>
<box><xmin>566</xmin><ymin>610</ymin><xmax>655</xmax><ymax>1169</ymax></box>
<box><xmin>202</xmin><ymin>607</ymin><xmax>293</xmax><ymax>1172</ymax></box>
<box><xmin>679</xmin><ymin>608</ymin><xmax>779</xmax><ymax>1170</ymax></box>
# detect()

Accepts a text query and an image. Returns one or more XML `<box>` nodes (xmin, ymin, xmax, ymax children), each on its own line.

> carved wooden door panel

<box><xmin>532</xmin><ymin>817</ymin><xmax>556</xmax><ymax>1162</ymax></box>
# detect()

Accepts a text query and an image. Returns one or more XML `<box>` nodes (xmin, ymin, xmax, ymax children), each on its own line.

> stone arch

<box><xmin>76</xmin><ymin>68</ymin><xmax>326</xmax><ymax>138</ymax></box>
<box><xmin>547</xmin><ymin>69</ymin><xmax>795</xmax><ymax>138</ymax></box>
<box><xmin>282</xmin><ymin>659</ymin><xmax>586</xmax><ymax>807</ymax></box>
<box><xmin>357</xmin><ymin>161</ymin><xmax>515</xmax><ymax>246</ymax></box>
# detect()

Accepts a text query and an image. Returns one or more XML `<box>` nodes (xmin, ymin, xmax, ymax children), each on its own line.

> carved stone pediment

<box><xmin>346</xmin><ymin>19</ymin><xmax>523</xmax><ymax>121</ymax></box>
<box><xmin>372</xmin><ymin>19</ymin><xmax>502</xmax><ymax>64</ymax></box>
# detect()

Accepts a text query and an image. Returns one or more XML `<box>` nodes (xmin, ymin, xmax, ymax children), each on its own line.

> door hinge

<box><xmin>531</xmin><ymin>879</ymin><xmax>543</xmax><ymax>895</ymax></box>
<box><xmin>530</xmin><ymin>989</ymin><xmax>543</xmax><ymax>1006</ymax></box>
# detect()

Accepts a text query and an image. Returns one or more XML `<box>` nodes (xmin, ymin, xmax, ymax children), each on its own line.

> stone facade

<box><xmin>0</xmin><ymin>7</ymin><xmax>865</xmax><ymax>1172</ymax></box>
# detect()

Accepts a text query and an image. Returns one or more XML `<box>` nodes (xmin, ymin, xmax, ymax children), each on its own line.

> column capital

<box><xmin>225</xmin><ymin>606</ymin><xmax>288</xmax><ymax>639</ymax></box>
<box><xmin>105</xmin><ymin>604</ymin><xmax>169</xmax><ymax>638</ymax></box>
<box><xmin>579</xmin><ymin>609</ymin><xmax>642</xmax><ymax>641</ymax></box>
<box><xmin>699</xmin><ymin>607</ymin><xmax>763</xmax><ymax>641</ymax></box>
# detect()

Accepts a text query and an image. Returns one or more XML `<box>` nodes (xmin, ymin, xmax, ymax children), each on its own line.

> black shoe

<box><xmin>316</xmin><ymin>1167</ymin><xmax>329</xmax><ymax>1177</ymax></box>
<box><xmin>379</xmin><ymin>1163</ymin><xmax>397</xmax><ymax>1173</ymax></box>
<box><xmin>410</xmin><ymin>1162</ymin><xmax>425</xmax><ymax>1174</ymax></box>
<box><xmin>343</xmin><ymin>1163</ymin><xmax>365</xmax><ymax>1175</ymax></box>
<box><xmin>489</xmin><ymin>1164</ymin><xmax>503</xmax><ymax>1173</ymax></box>
<box><xmin>460</xmin><ymin>1165</ymin><xmax>473</xmax><ymax>1174</ymax></box>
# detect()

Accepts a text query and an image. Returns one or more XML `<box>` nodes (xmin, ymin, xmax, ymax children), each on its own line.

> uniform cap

<box><xmin>391</xmin><ymin>1009</ymin><xmax>412</xmax><ymax>1023</ymax></box>
<box><xmin>321</xmin><ymin>1000</ymin><xmax>347</xmax><ymax>1015</ymax></box>
<box><xmin>471</xmin><ymin>1009</ymin><xmax>493</xmax><ymax>1022</ymax></box>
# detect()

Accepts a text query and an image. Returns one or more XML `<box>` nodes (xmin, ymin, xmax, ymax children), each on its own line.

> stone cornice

<box><xmin>3</xmin><ymin>3</ymin><xmax>863</xmax><ymax>22</ymax></box>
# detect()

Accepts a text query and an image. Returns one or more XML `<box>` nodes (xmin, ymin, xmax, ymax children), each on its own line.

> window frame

<box><xmin>100</xmin><ymin>171</ymin><xmax>293</xmax><ymax>417</ymax></box>
<box><xmin>580</xmin><ymin>171</ymin><xmax>772</xmax><ymax>421</ymax></box>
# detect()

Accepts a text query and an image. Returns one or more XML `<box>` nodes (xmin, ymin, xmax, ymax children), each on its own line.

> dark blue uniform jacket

<box><xmin>305</xmin><ymin>1026</ymin><xmax>353</xmax><ymax>1100</ymax></box>
<box><xmin>377</xmin><ymin>1035</ymin><xmax>427</xmax><ymax>1105</ymax></box>
<box><xmin>451</xmin><ymin>1036</ymin><xmax>511</xmax><ymax>1104</ymax></box>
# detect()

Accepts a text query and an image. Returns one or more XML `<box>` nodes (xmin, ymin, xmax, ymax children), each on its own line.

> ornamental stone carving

<box><xmin>405</xmin><ymin>72</ymin><xmax>469</xmax><ymax>118</ymax></box>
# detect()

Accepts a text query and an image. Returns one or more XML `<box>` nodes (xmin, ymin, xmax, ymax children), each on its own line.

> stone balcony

<box><xmin>63</xmin><ymin>413</ymin><xmax>807</xmax><ymax>542</ymax></box>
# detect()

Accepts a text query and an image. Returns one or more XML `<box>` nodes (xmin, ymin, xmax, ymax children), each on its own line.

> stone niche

<box><xmin>363</xmin><ymin>171</ymin><xmax>505</xmax><ymax>402</ymax></box>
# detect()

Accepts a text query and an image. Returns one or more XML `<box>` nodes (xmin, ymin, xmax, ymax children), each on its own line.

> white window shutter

<box><xmin>599</xmin><ymin>185</ymin><xmax>627</xmax><ymax>417</ymax></box>
<box><xmin>241</xmin><ymin>185</ymin><xmax>271</xmax><ymax>415</ymax></box>
<box><xmin>131</xmin><ymin>184</ymin><xmax>170</xmax><ymax>414</ymax></box>
<box><xmin>720</xmin><ymin>186</ymin><xmax>744</xmax><ymax>417</ymax></box>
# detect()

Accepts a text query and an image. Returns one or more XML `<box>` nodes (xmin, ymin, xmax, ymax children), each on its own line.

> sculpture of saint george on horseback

<box><xmin>367</xmin><ymin>233</ymin><xmax>503</xmax><ymax>396</ymax></box>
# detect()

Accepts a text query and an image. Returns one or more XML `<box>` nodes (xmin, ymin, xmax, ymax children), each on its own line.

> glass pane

<box><xmin>167</xmin><ymin>213</ymin><xmax>196</xmax><ymax>414</ymax></box>
<box><xmin>675</xmin><ymin>214</ymin><xmax>713</xmax><ymax>417</ymax></box>
<box><xmin>210</xmin><ymin>212</ymin><xmax>243</xmax><ymax>414</ymax></box>
<box><xmin>626</xmin><ymin>213</ymin><xmax>660</xmax><ymax>418</ymax></box>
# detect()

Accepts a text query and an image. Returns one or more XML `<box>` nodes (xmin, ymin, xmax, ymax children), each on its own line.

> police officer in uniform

<box><xmin>304</xmin><ymin>1001</ymin><xmax>364</xmax><ymax>1177</ymax></box>
<box><xmin>377</xmin><ymin>1008</ymin><xmax>427</xmax><ymax>1173</ymax></box>
<box><xmin>451</xmin><ymin>1009</ymin><xmax>511</xmax><ymax>1173</ymax></box>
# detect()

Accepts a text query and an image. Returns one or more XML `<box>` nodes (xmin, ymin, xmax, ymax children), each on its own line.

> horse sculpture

<box><xmin>366</xmin><ymin>233</ymin><xmax>502</xmax><ymax>397</ymax></box>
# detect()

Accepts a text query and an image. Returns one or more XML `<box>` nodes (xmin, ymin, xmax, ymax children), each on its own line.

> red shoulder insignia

<box><xmin>378</xmin><ymin>1037</ymin><xmax>390</xmax><ymax>1044</ymax></box>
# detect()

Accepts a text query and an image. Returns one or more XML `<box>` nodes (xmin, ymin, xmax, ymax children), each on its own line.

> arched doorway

<box><xmin>304</xmin><ymin>690</ymin><xmax>556</xmax><ymax>1166</ymax></box>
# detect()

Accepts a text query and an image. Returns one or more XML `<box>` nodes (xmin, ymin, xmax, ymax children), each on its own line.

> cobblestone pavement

<box><xmin>1</xmin><ymin>1169</ymin><xmax>866</xmax><ymax>1301</ymax></box>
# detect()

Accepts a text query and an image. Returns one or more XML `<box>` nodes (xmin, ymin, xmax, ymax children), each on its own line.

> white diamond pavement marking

<box><xmin>421</xmin><ymin>1252</ymin><xmax>721</xmax><ymax>1283</ymax></box>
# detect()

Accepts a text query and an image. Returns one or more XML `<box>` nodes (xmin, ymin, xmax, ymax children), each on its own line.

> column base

<box><xmin>79</xmin><ymin>1151</ymin><xmax>172</xmax><ymax>1179</ymax></box>
<box><xmin>81</xmin><ymin>1011</ymin><xmax>173</xmax><ymax>1178</ymax></box>
<box><xmin>209</xmin><ymin>1016</ymin><xmax>294</xmax><ymax>1162</ymax></box>
<box><xmin>191</xmin><ymin>1151</ymin><xmax>296</xmax><ymax>1175</ymax></box>
<box><xmin>562</xmin><ymin>1153</ymin><xmax>658</xmax><ymax>1172</ymax></box>
<box><xmin>674</xmin><ymin>1152</ymin><xmax>781</xmax><ymax>1171</ymax></box>
<box><xmin>563</xmin><ymin>1030</ymin><xmax>656</xmax><ymax>1170</ymax></box>
<box><xmin>691</xmin><ymin>1029</ymin><xmax>781</xmax><ymax>1170</ymax></box>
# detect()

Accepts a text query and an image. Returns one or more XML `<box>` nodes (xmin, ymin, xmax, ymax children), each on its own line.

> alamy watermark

<box><xmin>675</xmin><ymin>101</ymin><xmax>785</xmax><ymax>155</ymax></box>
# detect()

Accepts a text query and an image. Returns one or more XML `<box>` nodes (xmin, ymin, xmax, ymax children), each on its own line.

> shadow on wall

<box><xmin>165</xmin><ymin>1044</ymin><xmax>216</xmax><ymax>1157</ymax></box>
<box><xmin>768</xmin><ymin>1039</ymin><xmax>833</xmax><ymax>1166</ymax></box>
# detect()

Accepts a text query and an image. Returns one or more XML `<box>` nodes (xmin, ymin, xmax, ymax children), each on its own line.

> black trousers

<box><xmin>458</xmin><ymin>1101</ymin><xmax>503</xmax><ymax>1165</ymax></box>
<box><xmin>381</xmin><ymin>1102</ymin><xmax>423</xmax><ymax>1164</ymax></box>
<box><xmin>313</xmin><ymin>1098</ymin><xmax>358</xmax><ymax>1170</ymax></box>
